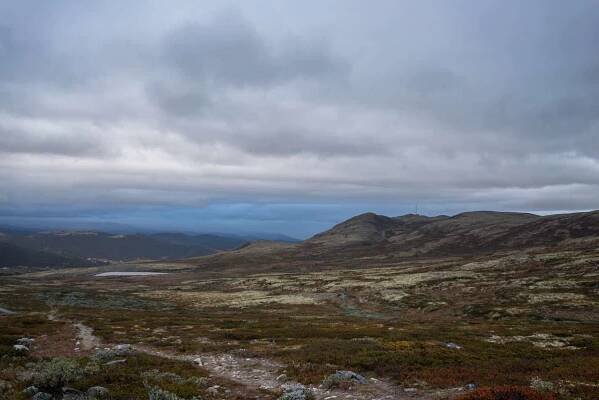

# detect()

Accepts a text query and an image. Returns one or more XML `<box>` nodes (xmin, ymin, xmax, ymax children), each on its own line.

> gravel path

<box><xmin>133</xmin><ymin>344</ymin><xmax>449</xmax><ymax>399</ymax></box>
<box><xmin>46</xmin><ymin>312</ymin><xmax>457</xmax><ymax>399</ymax></box>
<box><xmin>73</xmin><ymin>322</ymin><xmax>101</xmax><ymax>351</ymax></box>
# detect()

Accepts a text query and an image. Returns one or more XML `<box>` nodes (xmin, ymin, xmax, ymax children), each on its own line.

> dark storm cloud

<box><xmin>1</xmin><ymin>0</ymin><xmax>598</xmax><ymax>233</ymax></box>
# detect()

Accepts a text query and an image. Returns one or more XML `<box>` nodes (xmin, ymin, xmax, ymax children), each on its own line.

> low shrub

<box><xmin>148</xmin><ymin>386</ymin><xmax>185</xmax><ymax>400</ymax></box>
<box><xmin>454</xmin><ymin>386</ymin><xmax>556</xmax><ymax>400</ymax></box>
<box><xmin>147</xmin><ymin>386</ymin><xmax>202</xmax><ymax>400</ymax></box>
<box><xmin>29</xmin><ymin>358</ymin><xmax>82</xmax><ymax>393</ymax></box>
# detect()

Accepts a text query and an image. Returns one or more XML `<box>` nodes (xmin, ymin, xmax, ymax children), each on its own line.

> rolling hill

<box><xmin>0</xmin><ymin>241</ymin><xmax>102</xmax><ymax>269</ymax></box>
<box><xmin>179</xmin><ymin>210</ymin><xmax>599</xmax><ymax>275</ymax></box>
<box><xmin>0</xmin><ymin>230</ymin><xmax>249</xmax><ymax>266</ymax></box>
<box><xmin>305</xmin><ymin>210</ymin><xmax>599</xmax><ymax>254</ymax></box>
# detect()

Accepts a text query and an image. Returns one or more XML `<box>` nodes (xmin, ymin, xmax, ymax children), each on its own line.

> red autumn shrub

<box><xmin>454</xmin><ymin>386</ymin><xmax>556</xmax><ymax>400</ymax></box>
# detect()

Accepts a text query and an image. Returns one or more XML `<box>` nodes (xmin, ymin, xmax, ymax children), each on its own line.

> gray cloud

<box><xmin>163</xmin><ymin>11</ymin><xmax>346</xmax><ymax>87</ymax></box>
<box><xmin>1</xmin><ymin>0</ymin><xmax>598</xmax><ymax>231</ymax></box>
<box><xmin>0</xmin><ymin>126</ymin><xmax>105</xmax><ymax>157</ymax></box>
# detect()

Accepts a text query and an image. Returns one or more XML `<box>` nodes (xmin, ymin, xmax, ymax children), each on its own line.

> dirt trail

<box><xmin>133</xmin><ymin>344</ymin><xmax>447</xmax><ymax>400</ymax></box>
<box><xmin>47</xmin><ymin>311</ymin><xmax>101</xmax><ymax>353</ymax></box>
<box><xmin>73</xmin><ymin>322</ymin><xmax>101</xmax><ymax>351</ymax></box>
<box><xmin>46</xmin><ymin>313</ymin><xmax>454</xmax><ymax>399</ymax></box>
<box><xmin>135</xmin><ymin>345</ymin><xmax>284</xmax><ymax>389</ymax></box>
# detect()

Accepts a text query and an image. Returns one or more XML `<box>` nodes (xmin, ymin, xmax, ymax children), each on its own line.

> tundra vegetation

<box><xmin>1</xmin><ymin>212</ymin><xmax>598</xmax><ymax>399</ymax></box>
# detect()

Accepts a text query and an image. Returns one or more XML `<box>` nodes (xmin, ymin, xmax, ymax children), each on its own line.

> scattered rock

<box><xmin>92</xmin><ymin>344</ymin><xmax>134</xmax><ymax>361</ymax></box>
<box><xmin>13</xmin><ymin>344</ymin><xmax>29</xmax><ymax>352</ymax></box>
<box><xmin>23</xmin><ymin>385</ymin><xmax>39</xmax><ymax>396</ymax></box>
<box><xmin>87</xmin><ymin>386</ymin><xmax>110</xmax><ymax>399</ymax></box>
<box><xmin>488</xmin><ymin>312</ymin><xmax>502</xmax><ymax>320</ymax></box>
<box><xmin>193</xmin><ymin>357</ymin><xmax>203</xmax><ymax>366</ymax></box>
<box><xmin>279</xmin><ymin>384</ymin><xmax>314</xmax><ymax>400</ymax></box>
<box><xmin>104</xmin><ymin>359</ymin><xmax>127</xmax><ymax>366</ymax></box>
<box><xmin>322</xmin><ymin>370</ymin><xmax>366</xmax><ymax>389</ymax></box>
<box><xmin>276</xmin><ymin>373</ymin><xmax>288</xmax><ymax>382</ymax></box>
<box><xmin>207</xmin><ymin>385</ymin><xmax>220</xmax><ymax>395</ymax></box>
<box><xmin>530</xmin><ymin>376</ymin><xmax>554</xmax><ymax>392</ymax></box>
<box><xmin>32</xmin><ymin>392</ymin><xmax>53</xmax><ymax>400</ymax></box>
<box><xmin>113</xmin><ymin>344</ymin><xmax>134</xmax><ymax>356</ymax></box>
<box><xmin>17</xmin><ymin>337</ymin><xmax>35</xmax><ymax>347</ymax></box>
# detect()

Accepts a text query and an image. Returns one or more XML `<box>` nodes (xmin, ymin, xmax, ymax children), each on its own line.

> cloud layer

<box><xmin>1</xmin><ymin>0</ymin><xmax>598</xmax><ymax>236</ymax></box>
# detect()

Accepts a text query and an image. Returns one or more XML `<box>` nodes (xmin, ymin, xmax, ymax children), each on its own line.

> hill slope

<box><xmin>178</xmin><ymin>210</ymin><xmax>599</xmax><ymax>275</ymax></box>
<box><xmin>305</xmin><ymin>210</ymin><xmax>592</xmax><ymax>255</ymax></box>
<box><xmin>0</xmin><ymin>231</ymin><xmax>248</xmax><ymax>264</ymax></box>
<box><xmin>0</xmin><ymin>241</ymin><xmax>101</xmax><ymax>269</ymax></box>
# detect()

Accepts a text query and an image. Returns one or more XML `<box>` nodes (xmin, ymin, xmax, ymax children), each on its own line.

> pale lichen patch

<box><xmin>138</xmin><ymin>290</ymin><xmax>318</xmax><ymax>308</ymax></box>
<box><xmin>379</xmin><ymin>290</ymin><xmax>409</xmax><ymax>303</ymax></box>
<box><xmin>486</xmin><ymin>333</ymin><xmax>582</xmax><ymax>350</ymax></box>
<box><xmin>527</xmin><ymin>292</ymin><xmax>589</xmax><ymax>305</ymax></box>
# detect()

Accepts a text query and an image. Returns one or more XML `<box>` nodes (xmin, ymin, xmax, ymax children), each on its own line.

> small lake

<box><xmin>0</xmin><ymin>306</ymin><xmax>15</xmax><ymax>315</ymax></box>
<box><xmin>94</xmin><ymin>272</ymin><xmax>169</xmax><ymax>277</ymax></box>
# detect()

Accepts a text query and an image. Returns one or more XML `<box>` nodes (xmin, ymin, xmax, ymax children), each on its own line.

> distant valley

<box><xmin>0</xmin><ymin>229</ymin><xmax>295</xmax><ymax>269</ymax></box>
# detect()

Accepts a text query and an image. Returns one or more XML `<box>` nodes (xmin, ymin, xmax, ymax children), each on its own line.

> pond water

<box><xmin>94</xmin><ymin>272</ymin><xmax>169</xmax><ymax>277</ymax></box>
<box><xmin>0</xmin><ymin>306</ymin><xmax>15</xmax><ymax>314</ymax></box>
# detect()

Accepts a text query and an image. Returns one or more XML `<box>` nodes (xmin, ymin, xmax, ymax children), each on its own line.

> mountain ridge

<box><xmin>215</xmin><ymin>210</ymin><xmax>599</xmax><ymax>262</ymax></box>
<box><xmin>306</xmin><ymin>210</ymin><xmax>539</xmax><ymax>246</ymax></box>
<box><xmin>0</xmin><ymin>230</ymin><xmax>251</xmax><ymax>267</ymax></box>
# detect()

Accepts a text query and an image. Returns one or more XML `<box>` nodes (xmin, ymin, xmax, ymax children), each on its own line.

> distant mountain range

<box><xmin>307</xmin><ymin>210</ymin><xmax>599</xmax><ymax>253</ymax></box>
<box><xmin>181</xmin><ymin>210</ymin><xmax>599</xmax><ymax>275</ymax></box>
<box><xmin>0</xmin><ymin>229</ymin><xmax>298</xmax><ymax>268</ymax></box>
<box><xmin>3</xmin><ymin>210</ymin><xmax>598</xmax><ymax>271</ymax></box>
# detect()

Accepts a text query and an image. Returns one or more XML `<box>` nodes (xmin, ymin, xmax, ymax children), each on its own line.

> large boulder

<box><xmin>13</xmin><ymin>344</ymin><xmax>29</xmax><ymax>352</ymax></box>
<box><xmin>17</xmin><ymin>337</ymin><xmax>35</xmax><ymax>347</ymax></box>
<box><xmin>279</xmin><ymin>384</ymin><xmax>314</xmax><ymax>400</ymax></box>
<box><xmin>23</xmin><ymin>385</ymin><xmax>39</xmax><ymax>396</ymax></box>
<box><xmin>322</xmin><ymin>370</ymin><xmax>367</xmax><ymax>389</ymax></box>
<box><xmin>92</xmin><ymin>344</ymin><xmax>134</xmax><ymax>362</ymax></box>
<box><xmin>113</xmin><ymin>344</ymin><xmax>133</xmax><ymax>356</ymax></box>
<box><xmin>87</xmin><ymin>386</ymin><xmax>110</xmax><ymax>399</ymax></box>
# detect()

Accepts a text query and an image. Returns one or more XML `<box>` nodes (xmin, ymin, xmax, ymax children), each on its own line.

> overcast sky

<box><xmin>1</xmin><ymin>0</ymin><xmax>598</xmax><ymax>237</ymax></box>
